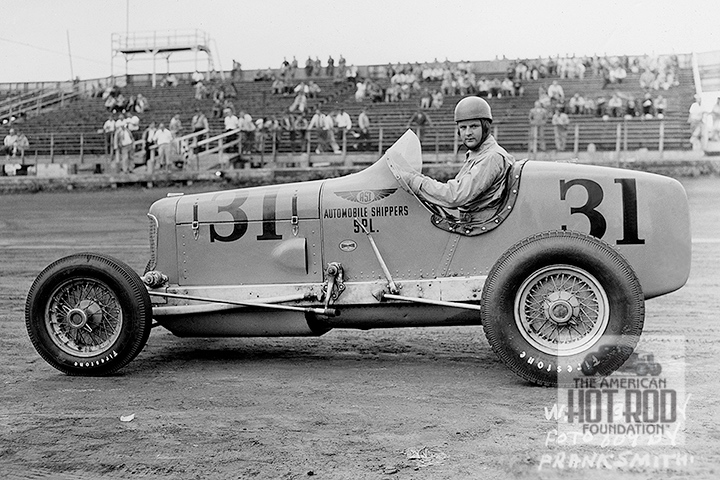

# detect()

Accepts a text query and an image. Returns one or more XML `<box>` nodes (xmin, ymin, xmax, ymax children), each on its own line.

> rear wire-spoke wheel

<box><xmin>26</xmin><ymin>253</ymin><xmax>152</xmax><ymax>376</ymax></box>
<box><xmin>481</xmin><ymin>231</ymin><xmax>645</xmax><ymax>387</ymax></box>
<box><xmin>515</xmin><ymin>265</ymin><xmax>609</xmax><ymax>357</ymax></box>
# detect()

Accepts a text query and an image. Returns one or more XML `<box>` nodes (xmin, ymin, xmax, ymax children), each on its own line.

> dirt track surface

<box><xmin>1</xmin><ymin>177</ymin><xmax>719</xmax><ymax>479</ymax></box>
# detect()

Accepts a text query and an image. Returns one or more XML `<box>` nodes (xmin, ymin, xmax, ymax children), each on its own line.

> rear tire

<box><xmin>25</xmin><ymin>253</ymin><xmax>152</xmax><ymax>376</ymax></box>
<box><xmin>481</xmin><ymin>231</ymin><xmax>645</xmax><ymax>386</ymax></box>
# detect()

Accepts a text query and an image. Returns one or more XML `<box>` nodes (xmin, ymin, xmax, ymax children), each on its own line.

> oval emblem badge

<box><xmin>339</xmin><ymin>240</ymin><xmax>357</xmax><ymax>252</ymax></box>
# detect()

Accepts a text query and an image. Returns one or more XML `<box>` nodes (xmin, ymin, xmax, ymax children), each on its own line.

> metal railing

<box><xmin>1</xmin><ymin>89</ymin><xmax>79</xmax><ymax>124</ymax></box>
<box><xmin>9</xmin><ymin>120</ymin><xmax>686</xmax><ymax>169</ymax></box>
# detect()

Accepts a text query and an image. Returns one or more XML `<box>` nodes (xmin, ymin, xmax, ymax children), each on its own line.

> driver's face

<box><xmin>457</xmin><ymin>119</ymin><xmax>484</xmax><ymax>150</ymax></box>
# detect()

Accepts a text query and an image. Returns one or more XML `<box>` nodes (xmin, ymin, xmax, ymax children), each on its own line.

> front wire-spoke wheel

<box><xmin>26</xmin><ymin>253</ymin><xmax>152</xmax><ymax>376</ymax></box>
<box><xmin>46</xmin><ymin>277</ymin><xmax>124</xmax><ymax>358</ymax></box>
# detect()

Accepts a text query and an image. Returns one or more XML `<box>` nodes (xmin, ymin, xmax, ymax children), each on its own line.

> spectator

<box><xmin>194</xmin><ymin>81</ymin><xmax>207</xmax><ymax>100</ymax></box>
<box><xmin>595</xmin><ymin>96</ymin><xmax>608</xmax><ymax>117</ymax></box>
<box><xmin>639</xmin><ymin>69</ymin><xmax>656</xmax><ymax>91</ymax></box>
<box><xmin>501</xmin><ymin>77</ymin><xmax>514</xmax><ymax>97</ymax></box>
<box><xmin>476</xmin><ymin>77</ymin><xmax>490</xmax><ymax>98</ymax></box>
<box><xmin>102</xmin><ymin>115</ymin><xmax>116</xmax><ymax>155</ymax></box>
<box><xmin>232</xmin><ymin>60</ymin><xmax>243</xmax><ymax>82</ymax></box>
<box><xmin>406</xmin><ymin>109</ymin><xmax>432</xmax><ymax>144</ymax></box>
<box><xmin>309</xmin><ymin>108</ymin><xmax>327</xmax><ymax>153</ymax></box>
<box><xmin>224</xmin><ymin>108</ymin><xmax>240</xmax><ymax>152</ymax></box>
<box><xmin>134</xmin><ymin>93</ymin><xmax>149</xmax><ymax>113</ymax></box>
<box><xmin>334</xmin><ymin>108</ymin><xmax>352</xmax><ymax>147</ymax></box>
<box><xmin>272</xmin><ymin>76</ymin><xmax>285</xmax><ymax>95</ymax></box>
<box><xmin>569</xmin><ymin>93</ymin><xmax>585</xmax><ymax>115</ymax></box>
<box><xmin>14</xmin><ymin>129</ymin><xmax>28</xmax><ymax>161</ymax></box>
<box><xmin>654</xmin><ymin>94</ymin><xmax>667</xmax><ymax>119</ymax></box>
<box><xmin>356</xmin><ymin>108</ymin><xmax>370</xmax><ymax>151</ymax></box>
<box><xmin>325</xmin><ymin>110</ymin><xmax>341</xmax><ymax>153</ymax></box>
<box><xmin>313</xmin><ymin>57</ymin><xmax>322</xmax><ymax>76</ymax></box>
<box><xmin>211</xmin><ymin>88</ymin><xmax>224</xmax><ymax>118</ymax></box>
<box><xmin>345</xmin><ymin>64</ymin><xmax>358</xmax><ymax>82</ymax></box>
<box><xmin>142</xmin><ymin>121</ymin><xmax>157</xmax><ymax>167</ymax></box>
<box><xmin>583</xmin><ymin>97</ymin><xmax>596</xmax><ymax>116</ymax></box>
<box><xmin>191</xmin><ymin>70</ymin><xmax>204</xmax><ymax>85</ymax></box>
<box><xmin>431</xmin><ymin>89</ymin><xmax>444</xmax><ymax>110</ymax></box>
<box><xmin>609</xmin><ymin>64</ymin><xmax>627</xmax><ymax>85</ymax></box>
<box><xmin>624</xmin><ymin>96</ymin><xmax>639</xmax><ymax>119</ymax></box>
<box><xmin>528</xmin><ymin>101</ymin><xmax>548</xmax><ymax>152</ymax></box>
<box><xmin>641</xmin><ymin>92</ymin><xmax>654</xmax><ymax>118</ymax></box>
<box><xmin>489</xmin><ymin>78</ymin><xmax>502</xmax><ymax>98</ymax></box>
<box><xmin>3</xmin><ymin>128</ymin><xmax>18</xmax><ymax>160</ymax></box>
<box><xmin>419</xmin><ymin>88</ymin><xmax>432</xmax><ymax>109</ymax></box>
<box><xmin>326</xmin><ymin>55</ymin><xmax>334</xmax><ymax>77</ymax></box>
<box><xmin>551</xmin><ymin>108</ymin><xmax>570</xmax><ymax>151</ymax></box>
<box><xmin>608</xmin><ymin>93</ymin><xmax>623</xmax><ymax>118</ymax></box>
<box><xmin>336</xmin><ymin>55</ymin><xmax>346</xmax><ymax>82</ymax></box>
<box><xmin>710</xmin><ymin>97</ymin><xmax>720</xmax><ymax>141</ymax></box>
<box><xmin>296</xmin><ymin>113</ymin><xmax>309</xmax><ymax>152</ymax></box>
<box><xmin>688</xmin><ymin>95</ymin><xmax>705</xmax><ymax>150</ymax></box>
<box><xmin>308</xmin><ymin>81</ymin><xmax>321</xmax><ymax>98</ymax></box>
<box><xmin>547</xmin><ymin>80</ymin><xmax>565</xmax><ymax>102</ymax></box>
<box><xmin>305</xmin><ymin>56</ymin><xmax>314</xmax><ymax>77</ymax></box>
<box><xmin>282</xmin><ymin>112</ymin><xmax>299</xmax><ymax>153</ymax></box>
<box><xmin>169</xmin><ymin>114</ymin><xmax>183</xmax><ymax>137</ymax></box>
<box><xmin>355</xmin><ymin>79</ymin><xmax>367</xmax><ymax>102</ymax></box>
<box><xmin>191</xmin><ymin>108</ymin><xmax>209</xmax><ymax>146</ymax></box>
<box><xmin>162</xmin><ymin>73</ymin><xmax>178</xmax><ymax>87</ymax></box>
<box><xmin>288</xmin><ymin>83</ymin><xmax>308</xmax><ymax>113</ymax></box>
<box><xmin>113</xmin><ymin>122</ymin><xmax>134</xmax><ymax>173</ymax></box>
<box><xmin>290</xmin><ymin>56</ymin><xmax>299</xmax><ymax>79</ymax></box>
<box><xmin>513</xmin><ymin>77</ymin><xmax>524</xmax><ymax>97</ymax></box>
<box><xmin>238</xmin><ymin>111</ymin><xmax>256</xmax><ymax>154</ymax></box>
<box><xmin>126</xmin><ymin>114</ymin><xmax>140</xmax><ymax>139</ymax></box>
<box><xmin>152</xmin><ymin>123</ymin><xmax>173</xmax><ymax>170</ymax></box>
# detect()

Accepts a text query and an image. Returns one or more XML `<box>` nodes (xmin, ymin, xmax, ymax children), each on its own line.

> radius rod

<box><xmin>149</xmin><ymin>291</ymin><xmax>339</xmax><ymax>317</ymax></box>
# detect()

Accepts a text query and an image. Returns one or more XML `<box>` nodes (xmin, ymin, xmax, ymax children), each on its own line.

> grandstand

<box><xmin>0</xmin><ymin>51</ymin><xmax>707</xmax><ymax>173</ymax></box>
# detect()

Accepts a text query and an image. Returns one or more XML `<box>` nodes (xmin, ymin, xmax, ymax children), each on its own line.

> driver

<box><xmin>398</xmin><ymin>96</ymin><xmax>515</xmax><ymax>223</ymax></box>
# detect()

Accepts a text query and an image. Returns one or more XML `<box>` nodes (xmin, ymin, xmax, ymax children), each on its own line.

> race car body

<box><xmin>26</xmin><ymin>131</ymin><xmax>691</xmax><ymax>385</ymax></box>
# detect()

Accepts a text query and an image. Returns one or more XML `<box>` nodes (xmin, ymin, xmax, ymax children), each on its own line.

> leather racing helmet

<box><xmin>454</xmin><ymin>96</ymin><xmax>493</xmax><ymax>123</ymax></box>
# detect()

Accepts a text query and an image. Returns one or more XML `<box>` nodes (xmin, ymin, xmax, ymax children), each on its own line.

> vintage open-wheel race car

<box><xmin>25</xmin><ymin>131</ymin><xmax>691</xmax><ymax>386</ymax></box>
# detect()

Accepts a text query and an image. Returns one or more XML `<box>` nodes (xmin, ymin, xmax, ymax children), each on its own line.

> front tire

<box><xmin>481</xmin><ymin>231</ymin><xmax>645</xmax><ymax>386</ymax></box>
<box><xmin>25</xmin><ymin>253</ymin><xmax>152</xmax><ymax>375</ymax></box>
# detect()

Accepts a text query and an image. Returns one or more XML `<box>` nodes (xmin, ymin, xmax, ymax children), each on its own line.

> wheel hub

<box><xmin>544</xmin><ymin>291</ymin><xmax>579</xmax><ymax>324</ymax></box>
<box><xmin>66</xmin><ymin>308</ymin><xmax>88</xmax><ymax>328</ymax></box>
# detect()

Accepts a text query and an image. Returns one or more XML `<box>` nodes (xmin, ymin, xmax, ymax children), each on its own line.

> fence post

<box><xmin>623</xmin><ymin>120</ymin><xmax>628</xmax><ymax>152</ymax></box>
<box><xmin>615</xmin><ymin>123</ymin><xmax>622</xmax><ymax>166</ymax></box>
<box><xmin>453</xmin><ymin>130</ymin><xmax>458</xmax><ymax>163</ymax></box>
<box><xmin>659</xmin><ymin>121</ymin><xmax>665</xmax><ymax>159</ymax></box>
<box><xmin>343</xmin><ymin>129</ymin><xmax>350</xmax><ymax>167</ymax></box>
<box><xmin>218</xmin><ymin>137</ymin><xmax>224</xmax><ymax>169</ymax></box>
<box><xmin>271</xmin><ymin>129</ymin><xmax>277</xmax><ymax>169</ymax></box>
<box><xmin>50</xmin><ymin>133</ymin><xmax>54</xmax><ymax>163</ymax></box>
<box><xmin>378</xmin><ymin>127</ymin><xmax>383</xmax><ymax>156</ymax></box>
<box><xmin>573</xmin><ymin>124</ymin><xmax>579</xmax><ymax>155</ymax></box>
<box><xmin>435</xmin><ymin>130</ymin><xmax>439</xmax><ymax>163</ymax></box>
<box><xmin>79</xmin><ymin>133</ymin><xmax>84</xmax><ymax>164</ymax></box>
